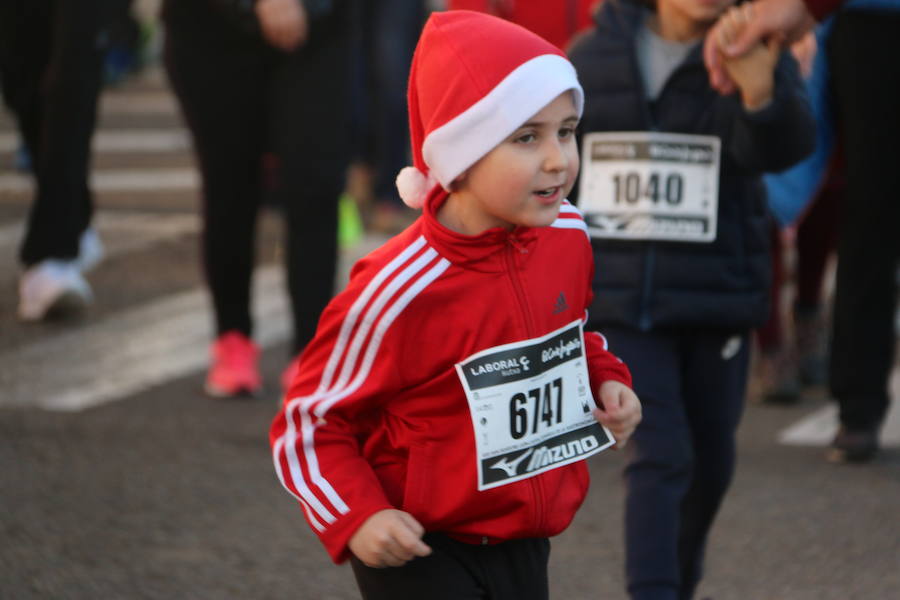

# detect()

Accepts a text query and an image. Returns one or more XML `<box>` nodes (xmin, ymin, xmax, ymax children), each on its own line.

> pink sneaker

<box><xmin>281</xmin><ymin>354</ymin><xmax>303</xmax><ymax>397</ymax></box>
<box><xmin>205</xmin><ymin>331</ymin><xmax>261</xmax><ymax>398</ymax></box>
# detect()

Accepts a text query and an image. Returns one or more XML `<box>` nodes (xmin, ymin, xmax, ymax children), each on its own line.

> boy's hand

<box><xmin>349</xmin><ymin>509</ymin><xmax>432</xmax><ymax>568</ymax></box>
<box><xmin>255</xmin><ymin>0</ymin><xmax>309</xmax><ymax>52</ymax></box>
<box><xmin>716</xmin><ymin>5</ymin><xmax>780</xmax><ymax>111</ymax></box>
<box><xmin>594</xmin><ymin>380</ymin><xmax>642</xmax><ymax>449</ymax></box>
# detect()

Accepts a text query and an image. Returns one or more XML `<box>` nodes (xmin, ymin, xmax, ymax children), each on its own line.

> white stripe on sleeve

<box><xmin>273</xmin><ymin>239</ymin><xmax>451</xmax><ymax>527</ymax></box>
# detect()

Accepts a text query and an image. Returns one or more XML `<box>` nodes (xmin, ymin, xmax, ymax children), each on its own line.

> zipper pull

<box><xmin>508</xmin><ymin>234</ymin><xmax>528</xmax><ymax>254</ymax></box>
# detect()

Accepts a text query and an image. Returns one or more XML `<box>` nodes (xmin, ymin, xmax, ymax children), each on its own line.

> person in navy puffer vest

<box><xmin>568</xmin><ymin>0</ymin><xmax>815</xmax><ymax>597</ymax></box>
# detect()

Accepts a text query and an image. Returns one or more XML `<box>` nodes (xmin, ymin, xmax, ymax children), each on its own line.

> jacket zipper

<box><xmin>505</xmin><ymin>235</ymin><xmax>536</xmax><ymax>337</ymax></box>
<box><xmin>503</xmin><ymin>234</ymin><xmax>545</xmax><ymax>529</ymax></box>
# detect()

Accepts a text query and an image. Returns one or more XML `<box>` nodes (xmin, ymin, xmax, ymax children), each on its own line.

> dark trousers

<box><xmin>350</xmin><ymin>533</ymin><xmax>550</xmax><ymax>600</ymax></box>
<box><xmin>828</xmin><ymin>10</ymin><xmax>900</xmax><ymax>431</ymax></box>
<box><xmin>163</xmin><ymin>7</ymin><xmax>352</xmax><ymax>352</ymax></box>
<box><xmin>357</xmin><ymin>0</ymin><xmax>423</xmax><ymax>204</ymax></box>
<box><xmin>0</xmin><ymin>0</ymin><xmax>120</xmax><ymax>266</ymax></box>
<box><xmin>600</xmin><ymin>327</ymin><xmax>750</xmax><ymax>600</ymax></box>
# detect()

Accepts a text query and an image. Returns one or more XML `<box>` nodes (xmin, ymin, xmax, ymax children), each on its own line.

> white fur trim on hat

<box><xmin>396</xmin><ymin>166</ymin><xmax>438</xmax><ymax>209</ymax></box>
<box><xmin>422</xmin><ymin>54</ymin><xmax>583</xmax><ymax>191</ymax></box>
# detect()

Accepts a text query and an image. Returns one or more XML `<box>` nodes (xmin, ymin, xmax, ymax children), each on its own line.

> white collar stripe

<box><xmin>550</xmin><ymin>217</ymin><xmax>589</xmax><ymax>239</ymax></box>
<box><xmin>558</xmin><ymin>200</ymin><xmax>581</xmax><ymax>214</ymax></box>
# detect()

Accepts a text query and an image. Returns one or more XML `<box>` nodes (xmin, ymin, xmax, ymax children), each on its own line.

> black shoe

<box><xmin>826</xmin><ymin>426</ymin><xmax>879</xmax><ymax>463</ymax></box>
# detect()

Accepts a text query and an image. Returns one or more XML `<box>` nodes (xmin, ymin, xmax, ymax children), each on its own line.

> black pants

<box><xmin>357</xmin><ymin>0</ymin><xmax>422</xmax><ymax>204</ymax></box>
<box><xmin>828</xmin><ymin>10</ymin><xmax>900</xmax><ymax>431</ymax></box>
<box><xmin>350</xmin><ymin>533</ymin><xmax>550</xmax><ymax>600</ymax></box>
<box><xmin>163</xmin><ymin>4</ymin><xmax>353</xmax><ymax>352</ymax></box>
<box><xmin>600</xmin><ymin>327</ymin><xmax>749</xmax><ymax>600</ymax></box>
<box><xmin>0</xmin><ymin>0</ymin><xmax>120</xmax><ymax>266</ymax></box>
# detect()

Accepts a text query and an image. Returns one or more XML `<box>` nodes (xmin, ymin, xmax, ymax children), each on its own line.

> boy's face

<box><xmin>450</xmin><ymin>92</ymin><xmax>580</xmax><ymax>233</ymax></box>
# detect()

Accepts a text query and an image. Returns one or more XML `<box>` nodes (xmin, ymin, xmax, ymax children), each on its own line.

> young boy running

<box><xmin>270</xmin><ymin>10</ymin><xmax>642</xmax><ymax>600</ymax></box>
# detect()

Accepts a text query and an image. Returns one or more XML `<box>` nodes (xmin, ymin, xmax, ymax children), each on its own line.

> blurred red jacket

<box><xmin>448</xmin><ymin>0</ymin><xmax>602</xmax><ymax>50</ymax></box>
<box><xmin>803</xmin><ymin>0</ymin><xmax>843</xmax><ymax>20</ymax></box>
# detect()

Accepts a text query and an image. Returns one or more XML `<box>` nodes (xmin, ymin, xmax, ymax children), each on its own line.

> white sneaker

<box><xmin>76</xmin><ymin>227</ymin><xmax>104</xmax><ymax>273</ymax></box>
<box><xmin>18</xmin><ymin>260</ymin><xmax>93</xmax><ymax>321</ymax></box>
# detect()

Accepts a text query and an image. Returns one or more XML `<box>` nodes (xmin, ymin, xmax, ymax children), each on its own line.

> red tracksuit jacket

<box><xmin>270</xmin><ymin>190</ymin><xmax>632</xmax><ymax>563</ymax></box>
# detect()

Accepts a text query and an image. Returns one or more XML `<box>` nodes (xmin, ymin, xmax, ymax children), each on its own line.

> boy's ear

<box><xmin>449</xmin><ymin>170</ymin><xmax>468</xmax><ymax>191</ymax></box>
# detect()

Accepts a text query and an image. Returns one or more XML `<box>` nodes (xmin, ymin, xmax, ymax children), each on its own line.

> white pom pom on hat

<box><xmin>396</xmin><ymin>167</ymin><xmax>437</xmax><ymax>210</ymax></box>
<box><xmin>396</xmin><ymin>10</ymin><xmax>583</xmax><ymax>210</ymax></box>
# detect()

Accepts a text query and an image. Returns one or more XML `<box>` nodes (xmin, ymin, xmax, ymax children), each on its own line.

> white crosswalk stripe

<box><xmin>99</xmin><ymin>92</ymin><xmax>179</xmax><ymax>115</ymax></box>
<box><xmin>0</xmin><ymin>206</ymin><xmax>389</xmax><ymax>411</ymax></box>
<box><xmin>0</xmin><ymin>211</ymin><xmax>200</xmax><ymax>258</ymax></box>
<box><xmin>0</xmin><ymin>130</ymin><xmax>190</xmax><ymax>154</ymax></box>
<box><xmin>0</xmin><ymin>265</ymin><xmax>288</xmax><ymax>411</ymax></box>
<box><xmin>0</xmin><ymin>169</ymin><xmax>198</xmax><ymax>193</ymax></box>
<box><xmin>778</xmin><ymin>370</ymin><xmax>900</xmax><ymax>447</ymax></box>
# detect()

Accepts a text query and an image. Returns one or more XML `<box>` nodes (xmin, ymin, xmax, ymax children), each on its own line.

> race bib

<box><xmin>578</xmin><ymin>131</ymin><xmax>720</xmax><ymax>243</ymax></box>
<box><xmin>455</xmin><ymin>321</ymin><xmax>614</xmax><ymax>491</ymax></box>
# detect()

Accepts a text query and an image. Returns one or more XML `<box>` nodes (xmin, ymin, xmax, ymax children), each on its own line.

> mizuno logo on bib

<box><xmin>455</xmin><ymin>321</ymin><xmax>614</xmax><ymax>491</ymax></box>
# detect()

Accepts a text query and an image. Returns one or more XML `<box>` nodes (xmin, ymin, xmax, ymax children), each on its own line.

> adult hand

<box><xmin>255</xmin><ymin>0</ymin><xmax>309</xmax><ymax>52</ymax></box>
<box><xmin>704</xmin><ymin>0</ymin><xmax>817</xmax><ymax>94</ymax></box>
<box><xmin>348</xmin><ymin>509</ymin><xmax>433</xmax><ymax>568</ymax></box>
<box><xmin>594</xmin><ymin>380</ymin><xmax>642</xmax><ymax>449</ymax></box>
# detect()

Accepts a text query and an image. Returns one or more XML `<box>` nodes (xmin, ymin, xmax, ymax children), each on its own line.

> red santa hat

<box><xmin>396</xmin><ymin>10</ymin><xmax>584</xmax><ymax>209</ymax></box>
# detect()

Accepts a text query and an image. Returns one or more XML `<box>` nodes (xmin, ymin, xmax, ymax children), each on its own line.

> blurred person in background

<box><xmin>569</xmin><ymin>0</ymin><xmax>815</xmax><ymax>596</ymax></box>
<box><xmin>350</xmin><ymin>0</ymin><xmax>425</xmax><ymax>235</ymax></box>
<box><xmin>757</xmin><ymin>155</ymin><xmax>842</xmax><ymax>404</ymax></box>
<box><xmin>0</xmin><ymin>0</ymin><xmax>126</xmax><ymax>321</ymax></box>
<box><xmin>756</xmin><ymin>25</ymin><xmax>840</xmax><ymax>405</ymax></box>
<box><xmin>162</xmin><ymin>0</ymin><xmax>356</xmax><ymax>398</ymax></box>
<box><xmin>705</xmin><ymin>0</ymin><xmax>900</xmax><ymax>462</ymax></box>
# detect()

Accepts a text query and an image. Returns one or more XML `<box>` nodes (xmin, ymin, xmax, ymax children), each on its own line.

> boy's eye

<box><xmin>558</xmin><ymin>127</ymin><xmax>575</xmax><ymax>139</ymax></box>
<box><xmin>514</xmin><ymin>132</ymin><xmax>537</xmax><ymax>144</ymax></box>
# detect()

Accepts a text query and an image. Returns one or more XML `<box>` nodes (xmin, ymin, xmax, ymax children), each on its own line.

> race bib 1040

<box><xmin>455</xmin><ymin>321</ymin><xmax>614</xmax><ymax>491</ymax></box>
<box><xmin>578</xmin><ymin>131</ymin><xmax>721</xmax><ymax>243</ymax></box>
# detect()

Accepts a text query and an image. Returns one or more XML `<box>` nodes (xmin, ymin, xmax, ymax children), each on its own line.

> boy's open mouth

<box><xmin>535</xmin><ymin>186</ymin><xmax>560</xmax><ymax>198</ymax></box>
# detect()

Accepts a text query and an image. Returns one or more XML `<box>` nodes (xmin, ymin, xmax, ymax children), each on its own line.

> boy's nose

<box><xmin>543</xmin><ymin>139</ymin><xmax>568</xmax><ymax>172</ymax></box>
